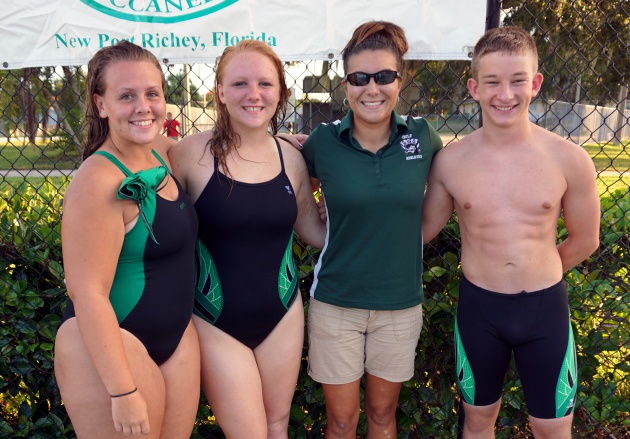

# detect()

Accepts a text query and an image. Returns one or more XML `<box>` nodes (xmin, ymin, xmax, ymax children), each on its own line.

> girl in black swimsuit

<box><xmin>168</xmin><ymin>40</ymin><xmax>326</xmax><ymax>439</ymax></box>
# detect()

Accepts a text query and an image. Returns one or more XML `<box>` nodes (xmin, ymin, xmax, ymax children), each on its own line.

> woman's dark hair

<box><xmin>83</xmin><ymin>40</ymin><xmax>165</xmax><ymax>160</ymax></box>
<box><xmin>341</xmin><ymin>21</ymin><xmax>409</xmax><ymax>74</ymax></box>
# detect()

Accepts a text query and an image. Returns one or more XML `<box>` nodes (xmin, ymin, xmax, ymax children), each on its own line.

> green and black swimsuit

<box><xmin>62</xmin><ymin>150</ymin><xmax>198</xmax><ymax>365</ymax></box>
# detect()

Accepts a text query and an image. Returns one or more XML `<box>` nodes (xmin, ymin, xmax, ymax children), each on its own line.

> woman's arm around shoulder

<box><xmin>278</xmin><ymin>137</ymin><xmax>326</xmax><ymax>249</ymax></box>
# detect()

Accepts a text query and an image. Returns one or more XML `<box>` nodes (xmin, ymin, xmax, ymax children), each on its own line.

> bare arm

<box><xmin>62</xmin><ymin>160</ymin><xmax>149</xmax><ymax>433</ymax></box>
<box><xmin>279</xmin><ymin>141</ymin><xmax>326</xmax><ymax>248</ymax></box>
<box><xmin>422</xmin><ymin>153</ymin><xmax>455</xmax><ymax>244</ymax></box>
<box><xmin>276</xmin><ymin>133</ymin><xmax>309</xmax><ymax>151</ymax></box>
<box><xmin>557</xmin><ymin>148</ymin><xmax>600</xmax><ymax>272</ymax></box>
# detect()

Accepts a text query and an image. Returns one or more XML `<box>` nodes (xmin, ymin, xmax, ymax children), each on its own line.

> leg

<box><xmin>307</xmin><ymin>299</ymin><xmax>369</xmax><ymax>438</ymax></box>
<box><xmin>455</xmin><ymin>279</ymin><xmax>514</xmax><ymax>439</ymax></box>
<box><xmin>461</xmin><ymin>400</ymin><xmax>501</xmax><ymax>439</ymax></box>
<box><xmin>158</xmin><ymin>321</ymin><xmax>200</xmax><ymax>439</ymax></box>
<box><xmin>363</xmin><ymin>373</ymin><xmax>402</xmax><ymax>439</ymax></box>
<box><xmin>194</xmin><ymin>315</ymin><xmax>267</xmax><ymax>439</ymax></box>
<box><xmin>322</xmin><ymin>381</ymin><xmax>361</xmax><ymax>439</ymax></box>
<box><xmin>513</xmin><ymin>282</ymin><xmax>576</xmax><ymax>437</ymax></box>
<box><xmin>529</xmin><ymin>414</ymin><xmax>573</xmax><ymax>439</ymax></box>
<box><xmin>255</xmin><ymin>296</ymin><xmax>305</xmax><ymax>439</ymax></box>
<box><xmin>54</xmin><ymin>319</ymin><xmax>166</xmax><ymax>439</ymax></box>
<box><xmin>361</xmin><ymin>304</ymin><xmax>423</xmax><ymax>439</ymax></box>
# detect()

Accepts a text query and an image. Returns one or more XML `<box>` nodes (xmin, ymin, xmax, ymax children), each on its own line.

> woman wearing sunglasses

<box><xmin>300</xmin><ymin>21</ymin><xmax>443</xmax><ymax>437</ymax></box>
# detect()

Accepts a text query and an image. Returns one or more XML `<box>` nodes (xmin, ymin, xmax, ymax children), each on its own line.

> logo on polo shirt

<box><xmin>400</xmin><ymin>134</ymin><xmax>422</xmax><ymax>160</ymax></box>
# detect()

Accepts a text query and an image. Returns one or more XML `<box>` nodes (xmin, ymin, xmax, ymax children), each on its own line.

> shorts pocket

<box><xmin>307</xmin><ymin>299</ymin><xmax>343</xmax><ymax>341</ymax></box>
<box><xmin>391</xmin><ymin>303</ymin><xmax>423</xmax><ymax>342</ymax></box>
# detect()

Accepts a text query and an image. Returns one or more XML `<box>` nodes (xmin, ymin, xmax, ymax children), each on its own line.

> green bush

<box><xmin>0</xmin><ymin>184</ymin><xmax>628</xmax><ymax>438</ymax></box>
<box><xmin>0</xmin><ymin>181</ymin><xmax>68</xmax><ymax>438</ymax></box>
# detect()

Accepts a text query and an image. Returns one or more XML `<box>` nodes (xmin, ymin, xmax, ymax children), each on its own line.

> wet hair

<box><xmin>471</xmin><ymin>26</ymin><xmax>538</xmax><ymax>79</ymax></box>
<box><xmin>209</xmin><ymin>40</ymin><xmax>290</xmax><ymax>180</ymax></box>
<box><xmin>83</xmin><ymin>40</ymin><xmax>165</xmax><ymax>160</ymax></box>
<box><xmin>341</xmin><ymin>21</ymin><xmax>409</xmax><ymax>74</ymax></box>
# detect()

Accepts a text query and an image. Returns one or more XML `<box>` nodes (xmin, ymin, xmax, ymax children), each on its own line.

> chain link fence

<box><xmin>1</xmin><ymin>1</ymin><xmax>629</xmax><ymax>437</ymax></box>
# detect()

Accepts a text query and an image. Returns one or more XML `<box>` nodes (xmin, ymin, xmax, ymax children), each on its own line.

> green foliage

<box><xmin>0</xmin><ymin>181</ymin><xmax>69</xmax><ymax>438</ymax></box>
<box><xmin>566</xmin><ymin>187</ymin><xmax>630</xmax><ymax>435</ymax></box>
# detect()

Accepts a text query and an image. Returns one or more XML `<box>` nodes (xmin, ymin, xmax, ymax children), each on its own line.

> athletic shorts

<box><xmin>307</xmin><ymin>298</ymin><xmax>423</xmax><ymax>384</ymax></box>
<box><xmin>455</xmin><ymin>276</ymin><xmax>577</xmax><ymax>419</ymax></box>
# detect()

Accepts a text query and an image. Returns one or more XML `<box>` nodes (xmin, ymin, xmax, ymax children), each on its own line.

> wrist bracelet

<box><xmin>110</xmin><ymin>387</ymin><xmax>138</xmax><ymax>398</ymax></box>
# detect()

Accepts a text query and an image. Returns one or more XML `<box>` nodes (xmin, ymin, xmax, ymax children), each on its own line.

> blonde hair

<box><xmin>471</xmin><ymin>26</ymin><xmax>538</xmax><ymax>78</ymax></box>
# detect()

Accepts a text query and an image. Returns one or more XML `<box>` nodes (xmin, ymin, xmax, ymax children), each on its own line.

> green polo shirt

<box><xmin>302</xmin><ymin>110</ymin><xmax>443</xmax><ymax>310</ymax></box>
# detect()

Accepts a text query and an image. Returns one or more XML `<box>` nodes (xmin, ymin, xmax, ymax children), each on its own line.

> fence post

<box><xmin>613</xmin><ymin>84</ymin><xmax>628</xmax><ymax>146</ymax></box>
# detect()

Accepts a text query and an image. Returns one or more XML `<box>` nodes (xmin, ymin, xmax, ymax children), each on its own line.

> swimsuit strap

<box><xmin>93</xmin><ymin>149</ymin><xmax>171</xmax><ymax>175</ymax></box>
<box><xmin>212</xmin><ymin>136</ymin><xmax>285</xmax><ymax>174</ymax></box>
<box><xmin>93</xmin><ymin>150</ymin><xmax>133</xmax><ymax>177</ymax></box>
<box><xmin>151</xmin><ymin>149</ymin><xmax>171</xmax><ymax>173</ymax></box>
<box><xmin>273</xmin><ymin>137</ymin><xmax>286</xmax><ymax>173</ymax></box>
<box><xmin>94</xmin><ymin>149</ymin><xmax>170</xmax><ymax>245</ymax></box>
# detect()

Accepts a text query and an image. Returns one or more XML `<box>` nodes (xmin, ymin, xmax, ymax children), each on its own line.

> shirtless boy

<box><xmin>422</xmin><ymin>26</ymin><xmax>600</xmax><ymax>439</ymax></box>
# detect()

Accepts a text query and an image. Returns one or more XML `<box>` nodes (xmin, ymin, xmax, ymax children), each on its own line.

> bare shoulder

<box><xmin>151</xmin><ymin>135</ymin><xmax>177</xmax><ymax>159</ymax></box>
<box><xmin>278</xmin><ymin>136</ymin><xmax>307</xmax><ymax>170</ymax></box>
<box><xmin>537</xmin><ymin>126</ymin><xmax>594</xmax><ymax>169</ymax></box>
<box><xmin>433</xmin><ymin>132</ymin><xmax>478</xmax><ymax>166</ymax></box>
<box><xmin>169</xmin><ymin>130</ymin><xmax>214</xmax><ymax>175</ymax></box>
<box><xmin>170</xmin><ymin>130</ymin><xmax>213</xmax><ymax>159</ymax></box>
<box><xmin>64</xmin><ymin>155</ymin><xmax>123</xmax><ymax>211</ymax></box>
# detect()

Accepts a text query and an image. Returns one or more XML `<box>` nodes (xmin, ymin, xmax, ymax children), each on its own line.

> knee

<box><xmin>529</xmin><ymin>414</ymin><xmax>573</xmax><ymax>439</ymax></box>
<box><xmin>365</xmin><ymin>401</ymin><xmax>397</xmax><ymax>428</ymax></box>
<box><xmin>463</xmin><ymin>406</ymin><xmax>498</xmax><ymax>435</ymax></box>
<box><xmin>326</xmin><ymin>411</ymin><xmax>360</xmax><ymax>437</ymax></box>
<box><xmin>266</xmin><ymin>412</ymin><xmax>290</xmax><ymax>439</ymax></box>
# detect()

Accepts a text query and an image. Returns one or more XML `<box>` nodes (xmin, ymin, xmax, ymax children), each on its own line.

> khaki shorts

<box><xmin>307</xmin><ymin>298</ymin><xmax>423</xmax><ymax>384</ymax></box>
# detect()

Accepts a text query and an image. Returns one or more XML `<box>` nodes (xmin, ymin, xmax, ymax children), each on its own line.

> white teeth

<box><xmin>496</xmin><ymin>105</ymin><xmax>514</xmax><ymax>111</ymax></box>
<box><xmin>244</xmin><ymin>106</ymin><xmax>263</xmax><ymax>112</ymax></box>
<box><xmin>363</xmin><ymin>101</ymin><xmax>383</xmax><ymax>107</ymax></box>
<box><xmin>132</xmin><ymin>120</ymin><xmax>152</xmax><ymax>126</ymax></box>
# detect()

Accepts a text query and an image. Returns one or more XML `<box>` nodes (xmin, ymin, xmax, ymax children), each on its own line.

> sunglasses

<box><xmin>344</xmin><ymin>70</ymin><xmax>401</xmax><ymax>86</ymax></box>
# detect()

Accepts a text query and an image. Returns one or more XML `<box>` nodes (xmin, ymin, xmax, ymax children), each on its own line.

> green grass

<box><xmin>0</xmin><ymin>141</ymin><xmax>80</xmax><ymax>170</ymax></box>
<box><xmin>597</xmin><ymin>175</ymin><xmax>630</xmax><ymax>196</ymax></box>
<box><xmin>583</xmin><ymin>140</ymin><xmax>630</xmax><ymax>172</ymax></box>
<box><xmin>1</xmin><ymin>139</ymin><xmax>628</xmax><ymax>171</ymax></box>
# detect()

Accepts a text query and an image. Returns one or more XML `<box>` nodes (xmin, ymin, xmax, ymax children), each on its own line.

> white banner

<box><xmin>1</xmin><ymin>0</ymin><xmax>486</xmax><ymax>69</ymax></box>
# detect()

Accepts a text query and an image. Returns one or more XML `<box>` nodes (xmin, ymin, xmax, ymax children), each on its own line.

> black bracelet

<box><xmin>110</xmin><ymin>387</ymin><xmax>138</xmax><ymax>398</ymax></box>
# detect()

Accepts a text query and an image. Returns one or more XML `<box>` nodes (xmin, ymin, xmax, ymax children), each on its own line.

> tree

<box><xmin>165</xmin><ymin>70</ymin><xmax>202</xmax><ymax>107</ymax></box>
<box><xmin>504</xmin><ymin>0</ymin><xmax>629</xmax><ymax>105</ymax></box>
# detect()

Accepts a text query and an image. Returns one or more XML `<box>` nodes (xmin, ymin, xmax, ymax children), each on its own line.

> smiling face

<box><xmin>93</xmin><ymin>60</ymin><xmax>166</xmax><ymax>148</ymax></box>
<box><xmin>343</xmin><ymin>49</ymin><xmax>402</xmax><ymax>131</ymax></box>
<box><xmin>217</xmin><ymin>50</ymin><xmax>281</xmax><ymax>134</ymax></box>
<box><xmin>467</xmin><ymin>51</ymin><xmax>543</xmax><ymax>130</ymax></box>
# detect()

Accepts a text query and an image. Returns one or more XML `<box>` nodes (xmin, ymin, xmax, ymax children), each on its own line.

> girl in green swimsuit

<box><xmin>54</xmin><ymin>41</ymin><xmax>200</xmax><ymax>439</ymax></box>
